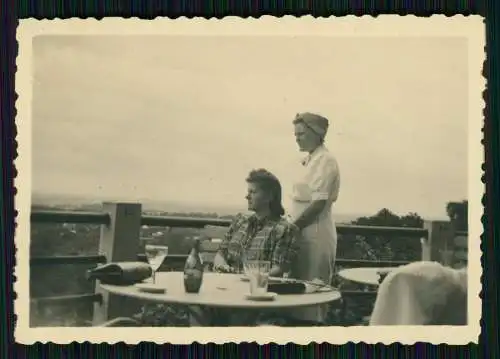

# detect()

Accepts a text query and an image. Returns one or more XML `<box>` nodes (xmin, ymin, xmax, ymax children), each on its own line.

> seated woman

<box><xmin>369</xmin><ymin>261</ymin><xmax>467</xmax><ymax>326</ymax></box>
<box><xmin>213</xmin><ymin>168</ymin><xmax>299</xmax><ymax>277</ymax></box>
<box><xmin>189</xmin><ymin>168</ymin><xmax>300</xmax><ymax>326</ymax></box>
<box><xmin>136</xmin><ymin>169</ymin><xmax>300</xmax><ymax>326</ymax></box>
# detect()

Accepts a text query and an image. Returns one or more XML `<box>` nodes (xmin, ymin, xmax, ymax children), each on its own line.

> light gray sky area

<box><xmin>32</xmin><ymin>35</ymin><xmax>468</xmax><ymax>219</ymax></box>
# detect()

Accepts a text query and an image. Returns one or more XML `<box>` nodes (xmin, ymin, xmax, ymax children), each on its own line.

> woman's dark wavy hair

<box><xmin>246</xmin><ymin>168</ymin><xmax>285</xmax><ymax>217</ymax></box>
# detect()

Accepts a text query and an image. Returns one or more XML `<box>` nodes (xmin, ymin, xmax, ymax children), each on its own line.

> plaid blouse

<box><xmin>217</xmin><ymin>213</ymin><xmax>299</xmax><ymax>272</ymax></box>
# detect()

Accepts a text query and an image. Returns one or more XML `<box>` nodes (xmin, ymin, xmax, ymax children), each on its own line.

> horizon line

<box><xmin>31</xmin><ymin>192</ymin><xmax>450</xmax><ymax>221</ymax></box>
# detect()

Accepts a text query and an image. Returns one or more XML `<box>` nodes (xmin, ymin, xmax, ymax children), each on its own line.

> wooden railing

<box><xmin>29</xmin><ymin>202</ymin><xmax>466</xmax><ymax>326</ymax></box>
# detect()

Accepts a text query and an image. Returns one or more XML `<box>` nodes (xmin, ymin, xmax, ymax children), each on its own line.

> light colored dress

<box><xmin>287</xmin><ymin>144</ymin><xmax>341</xmax><ymax>323</ymax></box>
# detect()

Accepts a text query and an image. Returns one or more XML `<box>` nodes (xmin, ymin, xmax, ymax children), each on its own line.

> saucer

<box><xmin>135</xmin><ymin>283</ymin><xmax>166</xmax><ymax>294</ymax></box>
<box><xmin>245</xmin><ymin>292</ymin><xmax>277</xmax><ymax>301</ymax></box>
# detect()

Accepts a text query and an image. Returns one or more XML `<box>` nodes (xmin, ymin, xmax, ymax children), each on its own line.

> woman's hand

<box><xmin>293</xmin><ymin>200</ymin><xmax>327</xmax><ymax>230</ymax></box>
<box><xmin>213</xmin><ymin>252</ymin><xmax>232</xmax><ymax>273</ymax></box>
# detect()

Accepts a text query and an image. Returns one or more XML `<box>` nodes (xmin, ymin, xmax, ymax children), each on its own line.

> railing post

<box><xmin>92</xmin><ymin>202</ymin><xmax>142</xmax><ymax>325</ymax></box>
<box><xmin>421</xmin><ymin>220</ymin><xmax>453</xmax><ymax>264</ymax></box>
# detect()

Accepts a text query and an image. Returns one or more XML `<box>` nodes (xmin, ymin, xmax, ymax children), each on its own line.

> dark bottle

<box><xmin>184</xmin><ymin>238</ymin><xmax>204</xmax><ymax>293</ymax></box>
<box><xmin>86</xmin><ymin>262</ymin><xmax>152</xmax><ymax>285</ymax></box>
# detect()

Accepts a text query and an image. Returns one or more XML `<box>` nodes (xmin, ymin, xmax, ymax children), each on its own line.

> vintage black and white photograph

<box><xmin>15</xmin><ymin>16</ymin><xmax>484</xmax><ymax>344</ymax></box>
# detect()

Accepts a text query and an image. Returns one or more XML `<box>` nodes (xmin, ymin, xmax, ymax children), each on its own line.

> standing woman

<box><xmin>287</xmin><ymin>112</ymin><xmax>341</xmax><ymax>325</ymax></box>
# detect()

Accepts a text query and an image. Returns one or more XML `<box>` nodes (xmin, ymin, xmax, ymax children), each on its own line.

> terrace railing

<box><xmin>29</xmin><ymin>202</ymin><xmax>467</xmax><ymax>326</ymax></box>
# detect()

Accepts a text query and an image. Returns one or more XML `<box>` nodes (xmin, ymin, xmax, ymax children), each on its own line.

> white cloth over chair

<box><xmin>369</xmin><ymin>261</ymin><xmax>467</xmax><ymax>325</ymax></box>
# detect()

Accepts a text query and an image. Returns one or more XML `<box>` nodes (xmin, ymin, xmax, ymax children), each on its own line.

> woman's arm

<box><xmin>214</xmin><ymin>213</ymin><xmax>243</xmax><ymax>272</ymax></box>
<box><xmin>292</xmin><ymin>158</ymin><xmax>339</xmax><ymax>230</ymax></box>
<box><xmin>293</xmin><ymin>200</ymin><xmax>327</xmax><ymax>230</ymax></box>
<box><xmin>269</xmin><ymin>223</ymin><xmax>300</xmax><ymax>277</ymax></box>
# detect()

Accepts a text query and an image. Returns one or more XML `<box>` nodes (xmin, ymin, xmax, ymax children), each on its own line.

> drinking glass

<box><xmin>241</xmin><ymin>253</ymin><xmax>250</xmax><ymax>276</ymax></box>
<box><xmin>241</xmin><ymin>249</ymin><xmax>259</xmax><ymax>275</ymax></box>
<box><xmin>144</xmin><ymin>245</ymin><xmax>168</xmax><ymax>284</ymax></box>
<box><xmin>242</xmin><ymin>259</ymin><xmax>250</xmax><ymax>277</ymax></box>
<box><xmin>245</xmin><ymin>260</ymin><xmax>271</xmax><ymax>295</ymax></box>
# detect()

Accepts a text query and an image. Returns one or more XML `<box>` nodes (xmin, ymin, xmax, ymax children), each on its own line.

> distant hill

<box><xmin>32</xmin><ymin>192</ymin><xmax>245</xmax><ymax>215</ymax></box>
<box><xmin>32</xmin><ymin>192</ymin><xmax>446</xmax><ymax>222</ymax></box>
<box><xmin>32</xmin><ymin>192</ymin><xmax>372</xmax><ymax>222</ymax></box>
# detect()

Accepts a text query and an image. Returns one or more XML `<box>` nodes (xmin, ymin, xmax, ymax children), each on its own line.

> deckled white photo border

<box><xmin>14</xmin><ymin>15</ymin><xmax>485</xmax><ymax>345</ymax></box>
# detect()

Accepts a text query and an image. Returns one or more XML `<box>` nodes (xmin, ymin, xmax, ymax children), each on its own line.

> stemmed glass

<box><xmin>144</xmin><ymin>244</ymin><xmax>168</xmax><ymax>284</ymax></box>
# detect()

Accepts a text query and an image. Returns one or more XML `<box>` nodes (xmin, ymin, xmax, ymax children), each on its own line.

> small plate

<box><xmin>245</xmin><ymin>292</ymin><xmax>278</xmax><ymax>301</ymax></box>
<box><xmin>135</xmin><ymin>283</ymin><xmax>166</xmax><ymax>294</ymax></box>
<box><xmin>240</xmin><ymin>275</ymin><xmax>250</xmax><ymax>282</ymax></box>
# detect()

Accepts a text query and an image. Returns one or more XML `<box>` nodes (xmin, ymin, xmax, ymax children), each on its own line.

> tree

<box><xmin>338</xmin><ymin>208</ymin><xmax>424</xmax><ymax>262</ymax></box>
<box><xmin>351</xmin><ymin>208</ymin><xmax>424</xmax><ymax>228</ymax></box>
<box><xmin>446</xmin><ymin>200</ymin><xmax>468</xmax><ymax>231</ymax></box>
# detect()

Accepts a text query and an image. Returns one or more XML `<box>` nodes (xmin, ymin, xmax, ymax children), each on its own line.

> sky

<box><xmin>32</xmin><ymin>35</ymin><xmax>469</xmax><ymax>219</ymax></box>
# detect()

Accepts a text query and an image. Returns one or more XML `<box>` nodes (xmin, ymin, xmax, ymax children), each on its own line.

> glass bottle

<box><xmin>183</xmin><ymin>238</ymin><xmax>204</xmax><ymax>293</ymax></box>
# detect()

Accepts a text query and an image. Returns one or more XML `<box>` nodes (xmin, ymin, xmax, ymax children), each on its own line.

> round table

<box><xmin>337</xmin><ymin>267</ymin><xmax>396</xmax><ymax>286</ymax></box>
<box><xmin>100</xmin><ymin>272</ymin><xmax>341</xmax><ymax>325</ymax></box>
